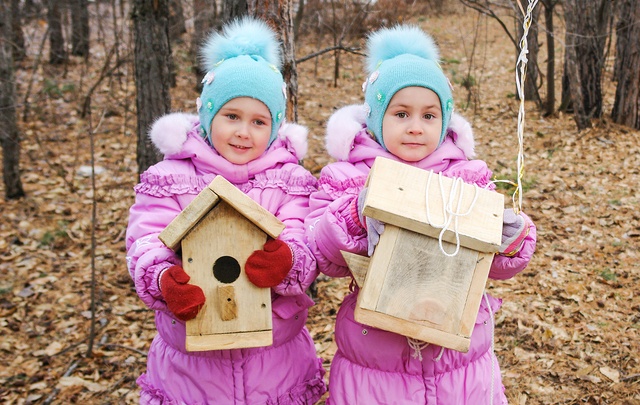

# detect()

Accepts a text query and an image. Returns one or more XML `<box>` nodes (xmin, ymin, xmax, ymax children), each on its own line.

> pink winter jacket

<box><xmin>305</xmin><ymin>105</ymin><xmax>537</xmax><ymax>405</ymax></box>
<box><xmin>126</xmin><ymin>113</ymin><xmax>326</xmax><ymax>404</ymax></box>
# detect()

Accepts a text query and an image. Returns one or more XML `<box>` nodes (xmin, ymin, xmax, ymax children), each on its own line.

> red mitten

<box><xmin>245</xmin><ymin>239</ymin><xmax>293</xmax><ymax>288</ymax></box>
<box><xmin>159</xmin><ymin>265</ymin><xmax>206</xmax><ymax>321</ymax></box>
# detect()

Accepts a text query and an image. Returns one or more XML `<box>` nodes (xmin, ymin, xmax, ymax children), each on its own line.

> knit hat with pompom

<box><xmin>363</xmin><ymin>25</ymin><xmax>454</xmax><ymax>149</ymax></box>
<box><xmin>197</xmin><ymin>17</ymin><xmax>286</xmax><ymax>146</ymax></box>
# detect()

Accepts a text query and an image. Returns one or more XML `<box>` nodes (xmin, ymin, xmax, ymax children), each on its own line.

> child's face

<box><xmin>210</xmin><ymin>97</ymin><xmax>272</xmax><ymax>164</ymax></box>
<box><xmin>381</xmin><ymin>86</ymin><xmax>443</xmax><ymax>162</ymax></box>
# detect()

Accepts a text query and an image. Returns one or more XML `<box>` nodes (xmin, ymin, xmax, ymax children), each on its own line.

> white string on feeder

<box><xmin>513</xmin><ymin>0</ymin><xmax>539</xmax><ymax>214</ymax></box>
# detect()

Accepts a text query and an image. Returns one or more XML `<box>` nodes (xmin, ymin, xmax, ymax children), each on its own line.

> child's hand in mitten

<box><xmin>245</xmin><ymin>239</ymin><xmax>293</xmax><ymax>288</ymax></box>
<box><xmin>160</xmin><ymin>265</ymin><xmax>206</xmax><ymax>321</ymax></box>
<box><xmin>499</xmin><ymin>208</ymin><xmax>530</xmax><ymax>256</ymax></box>
<box><xmin>357</xmin><ymin>188</ymin><xmax>385</xmax><ymax>256</ymax></box>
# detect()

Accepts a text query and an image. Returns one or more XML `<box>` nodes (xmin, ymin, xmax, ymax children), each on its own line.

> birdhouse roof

<box><xmin>159</xmin><ymin>176</ymin><xmax>284</xmax><ymax>251</ymax></box>
<box><xmin>362</xmin><ymin>157</ymin><xmax>504</xmax><ymax>253</ymax></box>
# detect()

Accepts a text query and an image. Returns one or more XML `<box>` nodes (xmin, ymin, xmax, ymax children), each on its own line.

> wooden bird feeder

<box><xmin>342</xmin><ymin>157</ymin><xmax>504</xmax><ymax>353</ymax></box>
<box><xmin>159</xmin><ymin>176</ymin><xmax>285</xmax><ymax>352</ymax></box>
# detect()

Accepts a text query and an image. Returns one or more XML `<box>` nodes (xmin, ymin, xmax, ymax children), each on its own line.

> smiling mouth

<box><xmin>231</xmin><ymin>144</ymin><xmax>251</xmax><ymax>149</ymax></box>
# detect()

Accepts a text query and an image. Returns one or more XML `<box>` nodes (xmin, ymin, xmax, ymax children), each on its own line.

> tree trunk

<box><xmin>541</xmin><ymin>0</ymin><xmax>556</xmax><ymax>116</ymax></box>
<box><xmin>47</xmin><ymin>0</ymin><xmax>67</xmax><ymax>64</ymax></box>
<box><xmin>11</xmin><ymin>0</ymin><xmax>25</xmax><ymax>60</ymax></box>
<box><xmin>191</xmin><ymin>0</ymin><xmax>216</xmax><ymax>90</ymax></box>
<box><xmin>219</xmin><ymin>0</ymin><xmax>248</xmax><ymax>28</ymax></box>
<box><xmin>132</xmin><ymin>0</ymin><xmax>172</xmax><ymax>174</ymax></box>
<box><xmin>563</xmin><ymin>0</ymin><xmax>612</xmax><ymax>130</ymax></box>
<box><xmin>23</xmin><ymin>0</ymin><xmax>43</xmax><ymax>18</ymax></box>
<box><xmin>611</xmin><ymin>0</ymin><xmax>640</xmax><ymax>129</ymax></box>
<box><xmin>0</xmin><ymin>0</ymin><xmax>25</xmax><ymax>199</ymax></box>
<box><xmin>247</xmin><ymin>0</ymin><xmax>298</xmax><ymax>121</ymax></box>
<box><xmin>169</xmin><ymin>0</ymin><xmax>187</xmax><ymax>42</ymax></box>
<box><xmin>70</xmin><ymin>0</ymin><xmax>90</xmax><ymax>57</ymax></box>
<box><xmin>516</xmin><ymin>0</ymin><xmax>541</xmax><ymax>105</ymax></box>
<box><xmin>293</xmin><ymin>0</ymin><xmax>304</xmax><ymax>39</ymax></box>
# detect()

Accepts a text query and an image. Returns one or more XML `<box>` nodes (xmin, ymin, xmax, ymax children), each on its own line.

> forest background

<box><xmin>0</xmin><ymin>0</ymin><xmax>639</xmax><ymax>404</ymax></box>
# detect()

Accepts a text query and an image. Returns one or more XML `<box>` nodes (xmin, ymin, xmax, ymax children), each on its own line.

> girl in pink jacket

<box><xmin>126</xmin><ymin>18</ymin><xmax>326</xmax><ymax>404</ymax></box>
<box><xmin>305</xmin><ymin>25</ymin><xmax>537</xmax><ymax>404</ymax></box>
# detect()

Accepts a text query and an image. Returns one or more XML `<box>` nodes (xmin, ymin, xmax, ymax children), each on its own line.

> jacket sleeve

<box><xmin>305</xmin><ymin>165</ymin><xmax>368</xmax><ymax>279</ymax></box>
<box><xmin>273</xmin><ymin>192</ymin><xmax>318</xmax><ymax>297</ymax></box>
<box><xmin>251</xmin><ymin>166</ymin><xmax>319</xmax><ymax>297</ymax></box>
<box><xmin>441</xmin><ymin>159</ymin><xmax>538</xmax><ymax>279</ymax></box>
<box><xmin>489</xmin><ymin>211</ymin><xmax>537</xmax><ymax>280</ymax></box>
<box><xmin>125</xmin><ymin>167</ymin><xmax>188</xmax><ymax>312</ymax></box>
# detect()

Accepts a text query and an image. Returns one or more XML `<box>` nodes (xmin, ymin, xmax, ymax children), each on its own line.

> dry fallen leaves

<box><xmin>1</xmin><ymin>5</ymin><xmax>639</xmax><ymax>405</ymax></box>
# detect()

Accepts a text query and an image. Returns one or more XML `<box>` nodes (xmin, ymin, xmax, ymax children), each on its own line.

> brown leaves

<box><xmin>2</xmin><ymin>6</ymin><xmax>640</xmax><ymax>405</ymax></box>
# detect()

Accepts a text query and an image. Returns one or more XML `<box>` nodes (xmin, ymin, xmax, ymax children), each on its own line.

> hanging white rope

<box><xmin>425</xmin><ymin>171</ymin><xmax>480</xmax><ymax>257</ymax></box>
<box><xmin>513</xmin><ymin>0</ymin><xmax>538</xmax><ymax>214</ymax></box>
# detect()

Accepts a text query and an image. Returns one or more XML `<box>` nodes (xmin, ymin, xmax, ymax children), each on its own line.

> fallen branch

<box><xmin>621</xmin><ymin>373</ymin><xmax>640</xmax><ymax>382</ymax></box>
<box><xmin>98</xmin><ymin>343</ymin><xmax>148</xmax><ymax>357</ymax></box>
<box><xmin>42</xmin><ymin>359</ymin><xmax>80</xmax><ymax>405</ymax></box>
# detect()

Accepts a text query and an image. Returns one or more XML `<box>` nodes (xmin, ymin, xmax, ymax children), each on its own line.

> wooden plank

<box><xmin>208</xmin><ymin>176</ymin><xmax>285</xmax><ymax>239</ymax></box>
<box><xmin>355</xmin><ymin>307</ymin><xmax>471</xmax><ymax>353</ymax></box>
<box><xmin>186</xmin><ymin>330</ymin><xmax>272</xmax><ymax>351</ymax></box>
<box><xmin>218</xmin><ymin>285</ymin><xmax>238</xmax><ymax>321</ymax></box>
<box><xmin>182</xmin><ymin>202</ymin><xmax>272</xmax><ymax>351</ymax></box>
<box><xmin>158</xmin><ymin>187</ymin><xmax>220</xmax><ymax>251</ymax></box>
<box><xmin>459</xmin><ymin>252</ymin><xmax>494</xmax><ymax>336</ymax></box>
<box><xmin>376</xmin><ymin>231</ymin><xmax>478</xmax><ymax>333</ymax></box>
<box><xmin>340</xmin><ymin>251</ymin><xmax>370</xmax><ymax>287</ymax></box>
<box><xmin>363</xmin><ymin>157</ymin><xmax>504</xmax><ymax>253</ymax></box>
<box><xmin>357</xmin><ymin>225</ymin><xmax>400</xmax><ymax>312</ymax></box>
<box><xmin>351</xmin><ymin>228</ymin><xmax>489</xmax><ymax>353</ymax></box>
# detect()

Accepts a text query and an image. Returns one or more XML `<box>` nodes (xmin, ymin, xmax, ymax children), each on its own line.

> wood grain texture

<box><xmin>209</xmin><ymin>176</ymin><xmax>285</xmax><ymax>238</ymax></box>
<box><xmin>340</xmin><ymin>251</ymin><xmax>370</xmax><ymax>287</ymax></box>
<box><xmin>353</xmin><ymin>225</ymin><xmax>493</xmax><ymax>353</ymax></box>
<box><xmin>217</xmin><ymin>285</ymin><xmax>238</xmax><ymax>321</ymax></box>
<box><xmin>158</xmin><ymin>187</ymin><xmax>220</xmax><ymax>251</ymax></box>
<box><xmin>182</xmin><ymin>202</ymin><xmax>272</xmax><ymax>351</ymax></box>
<box><xmin>363</xmin><ymin>157</ymin><xmax>504</xmax><ymax>252</ymax></box>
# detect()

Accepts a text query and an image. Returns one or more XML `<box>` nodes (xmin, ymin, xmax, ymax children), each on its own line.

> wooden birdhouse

<box><xmin>159</xmin><ymin>176</ymin><xmax>284</xmax><ymax>352</ymax></box>
<box><xmin>342</xmin><ymin>157</ymin><xmax>504</xmax><ymax>353</ymax></box>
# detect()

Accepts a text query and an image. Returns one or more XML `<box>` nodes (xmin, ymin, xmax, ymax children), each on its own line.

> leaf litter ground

<box><xmin>1</xmin><ymin>7</ymin><xmax>639</xmax><ymax>405</ymax></box>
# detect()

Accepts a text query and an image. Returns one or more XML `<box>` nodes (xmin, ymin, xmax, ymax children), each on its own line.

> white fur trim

<box><xmin>279</xmin><ymin>122</ymin><xmax>308</xmax><ymax>160</ymax></box>
<box><xmin>325</xmin><ymin>105</ymin><xmax>367</xmax><ymax>161</ymax></box>
<box><xmin>448</xmin><ymin>112</ymin><xmax>476</xmax><ymax>159</ymax></box>
<box><xmin>149</xmin><ymin>113</ymin><xmax>199</xmax><ymax>155</ymax></box>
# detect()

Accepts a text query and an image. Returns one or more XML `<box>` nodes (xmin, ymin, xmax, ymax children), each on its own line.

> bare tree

<box><xmin>23</xmin><ymin>0</ymin><xmax>43</xmax><ymax>18</ymax></box>
<box><xmin>132</xmin><ymin>0</ymin><xmax>172</xmax><ymax>174</ymax></box>
<box><xmin>611</xmin><ymin>0</ymin><xmax>640</xmax><ymax>129</ymax></box>
<box><xmin>516</xmin><ymin>0</ymin><xmax>541</xmax><ymax>105</ymax></box>
<box><xmin>460</xmin><ymin>1</ymin><xmax>542</xmax><ymax>106</ymax></box>
<box><xmin>191</xmin><ymin>0</ymin><xmax>217</xmax><ymax>88</ymax></box>
<box><xmin>47</xmin><ymin>0</ymin><xmax>66</xmax><ymax>64</ymax></box>
<box><xmin>563</xmin><ymin>0</ymin><xmax>613</xmax><ymax>129</ymax></box>
<box><xmin>70</xmin><ymin>0</ymin><xmax>90</xmax><ymax>57</ymax></box>
<box><xmin>220</xmin><ymin>0</ymin><xmax>248</xmax><ymax>27</ymax></box>
<box><xmin>0</xmin><ymin>0</ymin><xmax>25</xmax><ymax>199</ymax></box>
<box><xmin>169</xmin><ymin>0</ymin><xmax>187</xmax><ymax>42</ymax></box>
<box><xmin>11</xmin><ymin>0</ymin><xmax>25</xmax><ymax>60</ymax></box>
<box><xmin>540</xmin><ymin>0</ymin><xmax>558</xmax><ymax>116</ymax></box>
<box><xmin>248</xmin><ymin>0</ymin><xmax>298</xmax><ymax>121</ymax></box>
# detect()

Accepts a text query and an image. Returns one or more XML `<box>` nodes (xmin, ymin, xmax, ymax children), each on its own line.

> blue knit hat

<box><xmin>197</xmin><ymin>17</ymin><xmax>286</xmax><ymax>146</ymax></box>
<box><xmin>363</xmin><ymin>25</ymin><xmax>454</xmax><ymax>149</ymax></box>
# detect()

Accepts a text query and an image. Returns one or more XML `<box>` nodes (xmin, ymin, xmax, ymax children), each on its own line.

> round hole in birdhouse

<box><xmin>213</xmin><ymin>256</ymin><xmax>241</xmax><ymax>283</ymax></box>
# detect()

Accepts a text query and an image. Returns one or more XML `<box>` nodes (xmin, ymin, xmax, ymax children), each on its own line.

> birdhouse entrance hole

<box><xmin>213</xmin><ymin>256</ymin><xmax>241</xmax><ymax>283</ymax></box>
